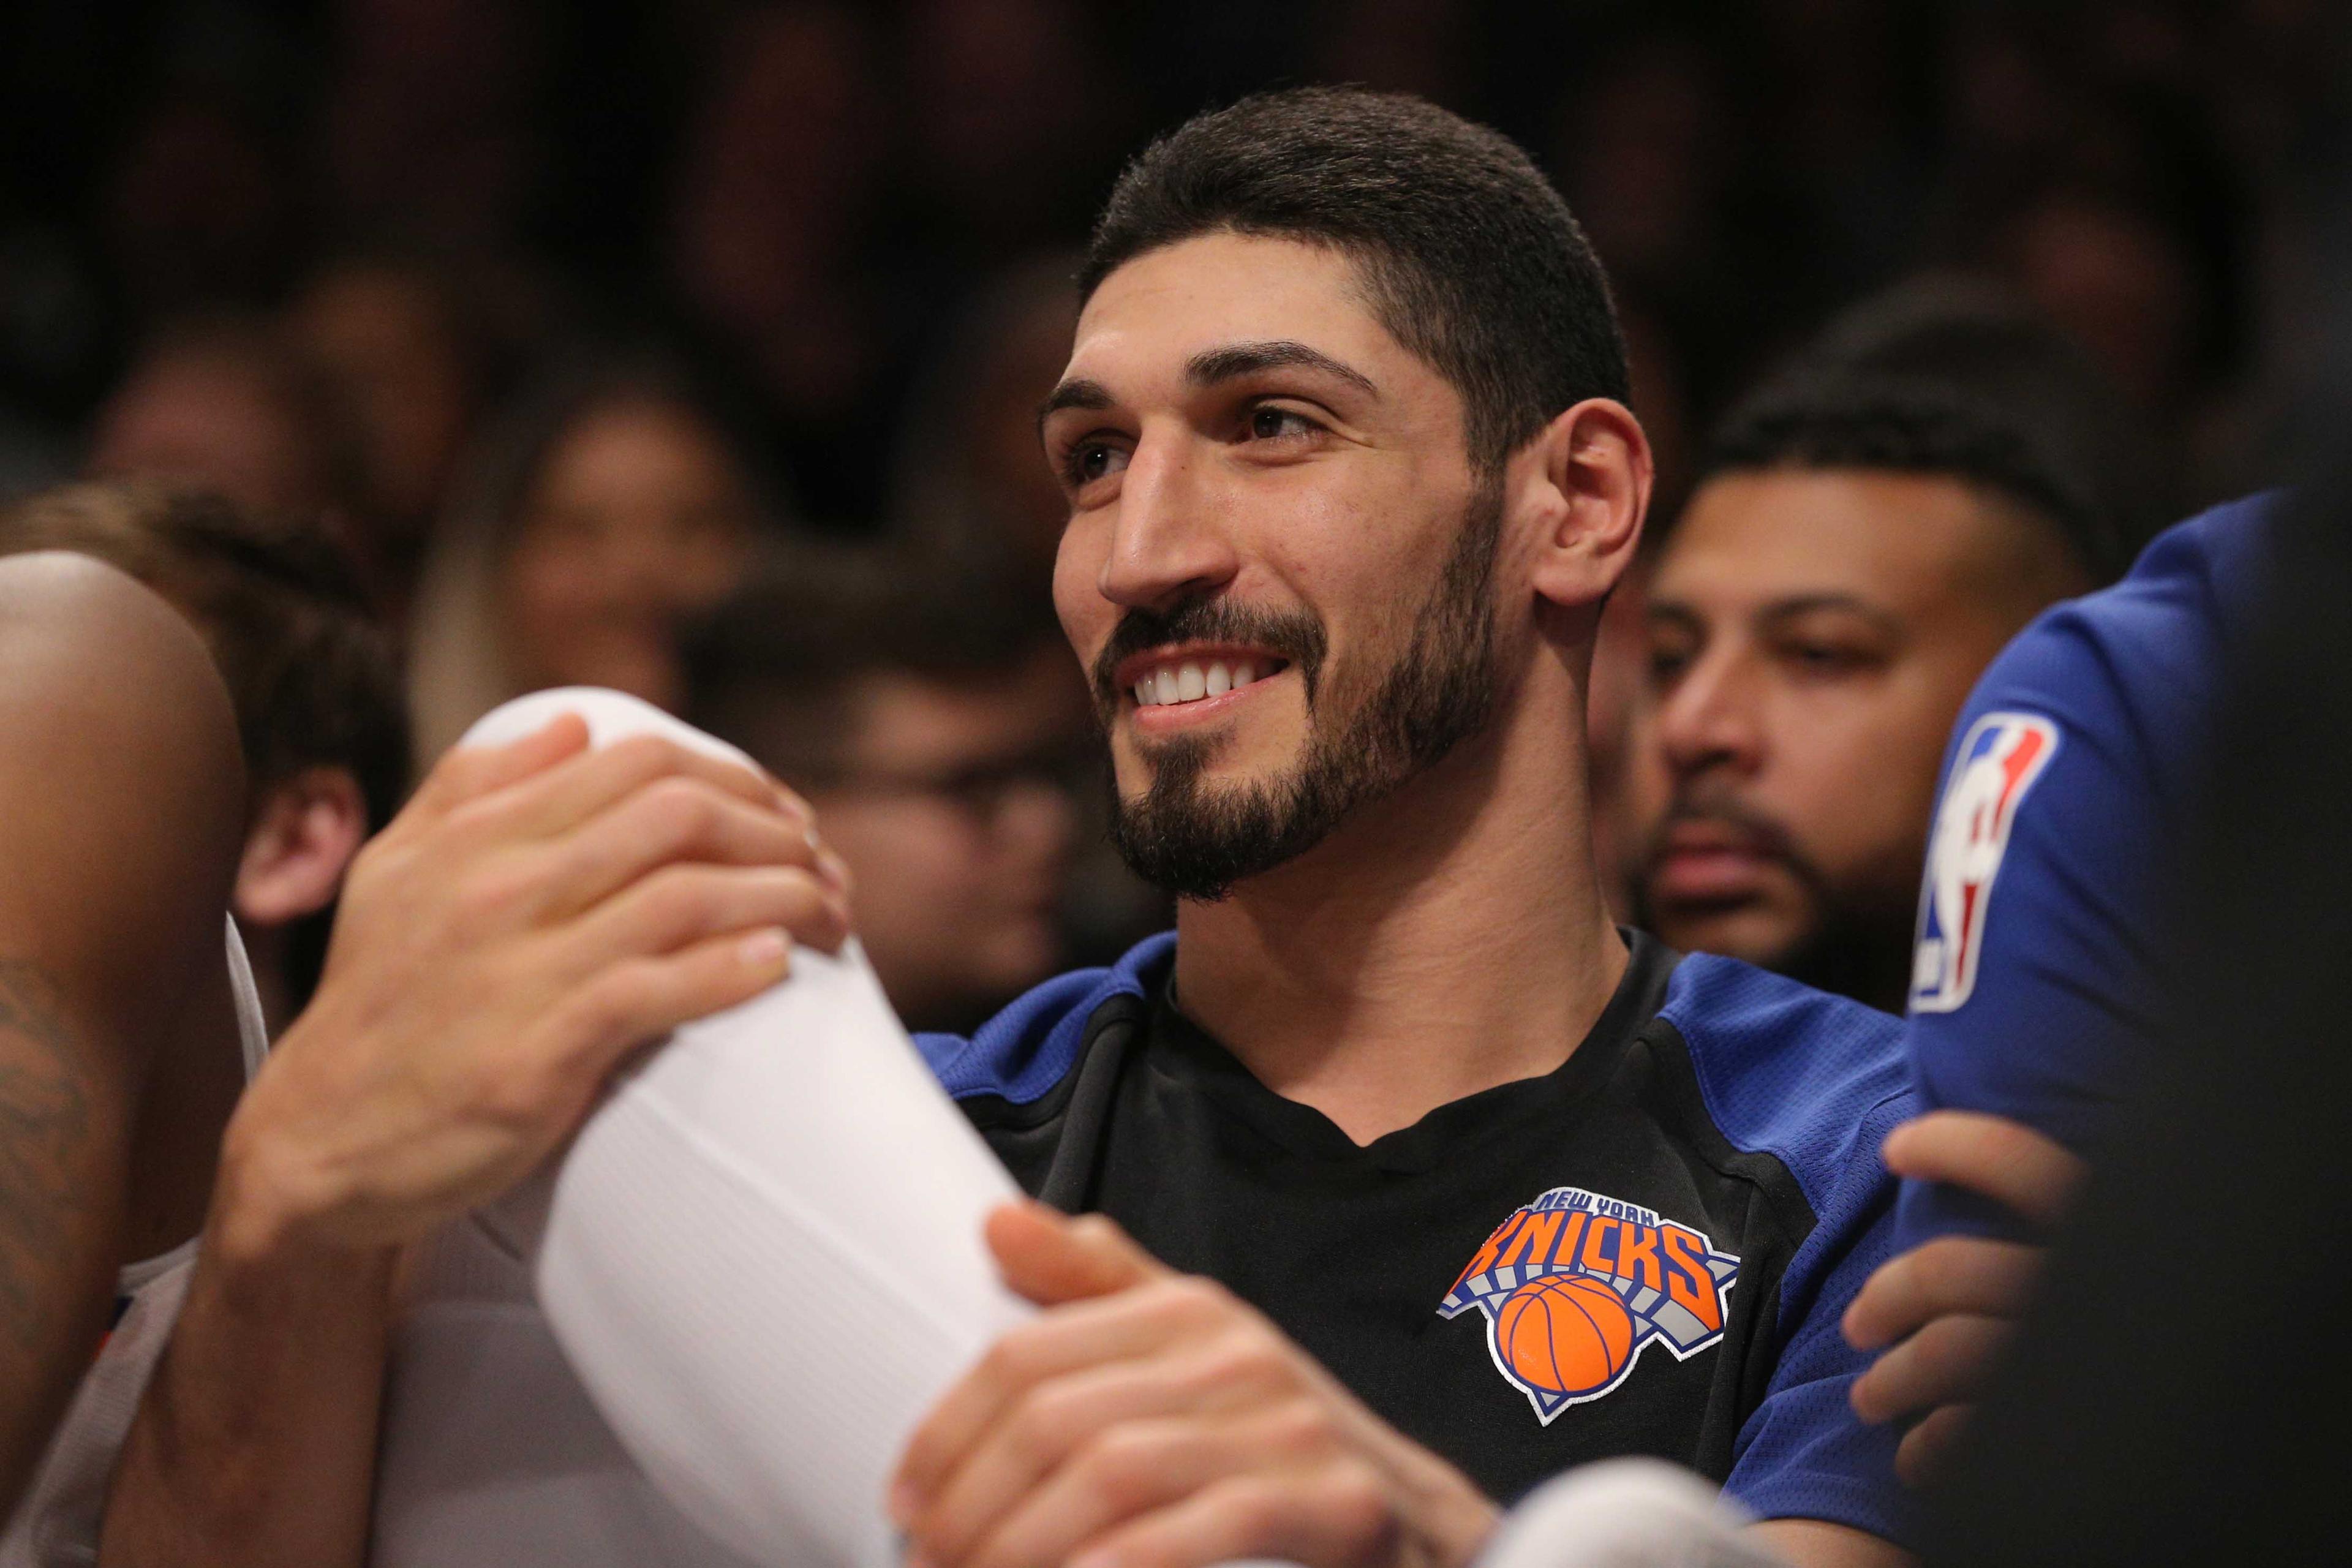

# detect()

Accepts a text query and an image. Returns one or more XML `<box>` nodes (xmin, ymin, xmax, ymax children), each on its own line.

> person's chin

<box><xmin>1117</xmin><ymin>747</ymin><xmax>1287</xmax><ymax>807</ymax></box>
<box><xmin>1645</xmin><ymin>896</ymin><xmax>1808</xmax><ymax>970</ymax></box>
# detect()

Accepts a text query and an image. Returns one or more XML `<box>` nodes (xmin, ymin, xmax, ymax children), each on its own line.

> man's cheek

<box><xmin>1049</xmin><ymin>543</ymin><xmax>1109</xmax><ymax>666</ymax></box>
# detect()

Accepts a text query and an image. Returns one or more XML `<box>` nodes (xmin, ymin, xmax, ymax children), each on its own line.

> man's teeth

<box><xmin>1133</xmin><ymin>660</ymin><xmax>1263</xmax><ymax>708</ymax></box>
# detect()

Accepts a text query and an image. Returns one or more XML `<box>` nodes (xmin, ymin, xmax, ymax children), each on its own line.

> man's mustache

<box><xmin>1642</xmin><ymin>793</ymin><xmax>1807</xmax><ymax>878</ymax></box>
<box><xmin>1088</xmin><ymin>595</ymin><xmax>1329</xmax><ymax>712</ymax></box>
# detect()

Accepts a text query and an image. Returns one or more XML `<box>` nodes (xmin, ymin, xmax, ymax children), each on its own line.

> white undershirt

<box><xmin>0</xmin><ymin>916</ymin><xmax>270</xmax><ymax>1568</ymax></box>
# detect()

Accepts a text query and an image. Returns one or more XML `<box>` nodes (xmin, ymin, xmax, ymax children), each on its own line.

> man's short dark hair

<box><xmin>684</xmin><ymin>546</ymin><xmax>1062</xmax><ymax>782</ymax></box>
<box><xmin>0</xmin><ymin>481</ymin><xmax>410</xmax><ymax>827</ymax></box>
<box><xmin>1692</xmin><ymin>284</ymin><xmax>2152</xmax><ymax>584</ymax></box>
<box><xmin>1082</xmin><ymin>87</ymin><xmax>1628</xmax><ymax>474</ymax></box>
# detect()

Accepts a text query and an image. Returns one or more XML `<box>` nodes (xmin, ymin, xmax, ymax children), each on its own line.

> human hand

<box><xmin>1843</xmin><ymin>1111</ymin><xmax>2087</xmax><ymax>1485</ymax></box>
<box><xmin>215</xmin><ymin>712</ymin><xmax>853</xmax><ymax>1259</ymax></box>
<box><xmin>890</xmin><ymin>1201</ymin><xmax>1499</xmax><ymax>1568</ymax></box>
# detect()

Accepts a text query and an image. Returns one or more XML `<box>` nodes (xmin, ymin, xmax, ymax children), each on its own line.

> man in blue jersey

<box><xmin>878</xmin><ymin>88</ymin><xmax>1916</xmax><ymax>1568</ymax></box>
<box><xmin>1841</xmin><ymin>493</ymin><xmax>2274</xmax><ymax>1483</ymax></box>
<box><xmin>107</xmin><ymin>89</ymin><xmax>1912</xmax><ymax>1568</ymax></box>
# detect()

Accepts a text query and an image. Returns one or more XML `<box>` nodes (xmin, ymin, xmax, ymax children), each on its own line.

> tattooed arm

<box><xmin>0</xmin><ymin>551</ymin><xmax>245</xmax><ymax>1517</ymax></box>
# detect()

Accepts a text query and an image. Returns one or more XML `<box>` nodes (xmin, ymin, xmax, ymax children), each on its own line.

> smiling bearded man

<box><xmin>883</xmin><ymin>89</ymin><xmax>1919</xmax><ymax>1568</ymax></box>
<box><xmin>92</xmin><ymin>88</ymin><xmax>1918</xmax><ymax>1568</ymax></box>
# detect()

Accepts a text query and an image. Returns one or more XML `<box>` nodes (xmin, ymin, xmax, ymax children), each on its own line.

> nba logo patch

<box><xmin>1438</xmin><ymin>1187</ymin><xmax>1739</xmax><ymax>1423</ymax></box>
<box><xmin>1911</xmin><ymin>712</ymin><xmax>2060</xmax><ymax>1013</ymax></box>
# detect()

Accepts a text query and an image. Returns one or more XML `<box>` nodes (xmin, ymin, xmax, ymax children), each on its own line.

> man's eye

<box><xmin>1647</xmin><ymin>647</ymin><xmax>1692</xmax><ymax>687</ymax></box>
<box><xmin>1246</xmin><ymin>407</ymin><xmax>1317</xmax><ymax>441</ymax></box>
<box><xmin>1782</xmin><ymin>641</ymin><xmax>1871</xmax><ymax>676</ymax></box>
<box><xmin>1065</xmin><ymin>442</ymin><xmax>1129</xmax><ymax>486</ymax></box>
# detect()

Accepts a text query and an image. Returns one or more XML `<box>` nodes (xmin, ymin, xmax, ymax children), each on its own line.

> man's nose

<box><xmin>1096</xmin><ymin>431</ymin><xmax>1239</xmax><ymax>612</ymax></box>
<box><xmin>1654</xmin><ymin>648</ymin><xmax>1766</xmax><ymax>779</ymax></box>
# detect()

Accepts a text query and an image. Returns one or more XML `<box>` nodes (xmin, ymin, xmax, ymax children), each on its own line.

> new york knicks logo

<box><xmin>1438</xmin><ymin>1186</ymin><xmax>1740</xmax><ymax>1423</ymax></box>
<box><xmin>1910</xmin><ymin>712</ymin><xmax>2060</xmax><ymax>1014</ymax></box>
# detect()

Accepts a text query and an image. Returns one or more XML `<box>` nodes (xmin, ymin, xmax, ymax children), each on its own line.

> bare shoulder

<box><xmin>0</xmin><ymin>550</ymin><xmax>246</xmax><ymax>1011</ymax></box>
<box><xmin>1747</xmin><ymin>1518</ymin><xmax>1913</xmax><ymax>1568</ymax></box>
<box><xmin>0</xmin><ymin>550</ymin><xmax>242</xmax><ymax>785</ymax></box>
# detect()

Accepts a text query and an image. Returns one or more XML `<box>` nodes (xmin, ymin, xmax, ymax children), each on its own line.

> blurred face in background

<box><xmin>88</xmin><ymin>339</ymin><xmax>332</xmax><ymax>522</ymax></box>
<box><xmin>2003</xmin><ymin>195</ymin><xmax>2199</xmax><ymax>417</ymax></box>
<box><xmin>1637</xmin><ymin>468</ymin><xmax>2082</xmax><ymax>1009</ymax></box>
<box><xmin>799</xmin><ymin>645</ymin><xmax>1082</xmax><ymax>1030</ymax></box>
<box><xmin>290</xmin><ymin>263</ymin><xmax>474</xmax><ymax>546</ymax></box>
<box><xmin>499</xmin><ymin>396</ymin><xmax>756</xmax><ymax>710</ymax></box>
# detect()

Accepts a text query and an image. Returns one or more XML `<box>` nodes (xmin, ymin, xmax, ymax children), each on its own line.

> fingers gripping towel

<box><xmin>462</xmin><ymin>689</ymin><xmax>1030</xmax><ymax>1568</ymax></box>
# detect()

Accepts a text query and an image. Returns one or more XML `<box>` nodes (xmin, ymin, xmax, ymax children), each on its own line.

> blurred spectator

<box><xmin>1928</xmin><ymin>11</ymin><xmax>2253</xmax><ymax>479</ymax></box>
<box><xmin>895</xmin><ymin>0</ymin><xmax>1129</xmax><ymax>256</ymax></box>
<box><xmin>287</xmin><ymin>251</ymin><xmax>488</xmax><ymax>620</ymax></box>
<box><xmin>1985</xmin><ymin>185</ymin><xmax>2206</xmax><ymax>417</ymax></box>
<box><xmin>1549</xmin><ymin>13</ymin><xmax>1816</xmax><ymax>418</ymax></box>
<box><xmin>0</xmin><ymin>481</ymin><xmax>409</xmax><ymax>1031</ymax></box>
<box><xmin>663</xmin><ymin>1</ymin><xmax>895</xmax><ymax>519</ymax></box>
<box><xmin>686</xmin><ymin>549</ymin><xmax>1084</xmax><ymax>1031</ymax></box>
<box><xmin>405</xmin><ymin>347</ymin><xmax>784</xmax><ymax>762</ymax></box>
<box><xmin>323</xmin><ymin>0</ymin><xmax>545</xmax><ymax>253</ymax></box>
<box><xmin>885</xmin><ymin>252</ymin><xmax>1079</xmax><ymax>581</ymax></box>
<box><xmin>84</xmin><ymin>313</ymin><xmax>368</xmax><ymax>543</ymax></box>
<box><xmin>102</xmin><ymin>74</ymin><xmax>303</xmax><ymax>324</ymax></box>
<box><xmin>1633</xmin><ymin>292</ymin><xmax>2130</xmax><ymax>1011</ymax></box>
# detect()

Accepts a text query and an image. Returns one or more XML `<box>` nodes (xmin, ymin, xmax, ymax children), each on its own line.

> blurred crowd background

<box><xmin>0</xmin><ymin>0</ymin><xmax>2342</xmax><ymax>1030</ymax></box>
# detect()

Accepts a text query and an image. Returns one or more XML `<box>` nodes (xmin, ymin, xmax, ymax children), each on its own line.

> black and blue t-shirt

<box><xmin>916</xmin><ymin>930</ymin><xmax>1913</xmax><ymax>1542</ymax></box>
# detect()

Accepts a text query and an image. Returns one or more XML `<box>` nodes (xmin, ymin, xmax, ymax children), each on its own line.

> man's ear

<box><xmin>1521</xmin><ymin>398</ymin><xmax>1652</xmax><ymax>616</ymax></box>
<box><xmin>233</xmin><ymin>766</ymin><xmax>370</xmax><ymax>927</ymax></box>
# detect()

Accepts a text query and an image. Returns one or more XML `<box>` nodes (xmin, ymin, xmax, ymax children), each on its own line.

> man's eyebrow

<box><xmin>1036</xmin><ymin>378</ymin><xmax>1113</xmax><ymax>439</ymax></box>
<box><xmin>1186</xmin><ymin>340</ymin><xmax>1378</xmax><ymax>397</ymax></box>
<box><xmin>1645</xmin><ymin>600</ymin><xmax>1702</xmax><ymax>629</ymax></box>
<box><xmin>1755</xmin><ymin>594</ymin><xmax>1902</xmax><ymax>635</ymax></box>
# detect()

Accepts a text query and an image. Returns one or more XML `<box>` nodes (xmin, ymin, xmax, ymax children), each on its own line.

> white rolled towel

<box><xmin>459</xmin><ymin>691</ymin><xmax>1293</xmax><ymax>1568</ymax></box>
<box><xmin>462</xmin><ymin>690</ymin><xmax>1030</xmax><ymax>1568</ymax></box>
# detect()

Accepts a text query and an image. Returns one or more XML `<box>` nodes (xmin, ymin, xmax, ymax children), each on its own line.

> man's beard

<box><xmin>1633</xmin><ymin>797</ymin><xmax>1920</xmax><ymax>1012</ymax></box>
<box><xmin>1091</xmin><ymin>480</ymin><xmax>1505</xmax><ymax>902</ymax></box>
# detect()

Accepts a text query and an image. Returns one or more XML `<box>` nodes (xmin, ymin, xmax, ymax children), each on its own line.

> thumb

<box><xmin>984</xmin><ymin>1200</ymin><xmax>1163</xmax><ymax>1306</ymax></box>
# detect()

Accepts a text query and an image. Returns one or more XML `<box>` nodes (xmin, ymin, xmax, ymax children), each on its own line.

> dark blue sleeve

<box><xmin>1902</xmin><ymin>657</ymin><xmax>2168</xmax><ymax>1144</ymax></box>
<box><xmin>1720</xmin><ymin>1086</ymin><xmax>1912</xmax><ymax>1539</ymax></box>
<box><xmin>1659</xmin><ymin>959</ymin><xmax>1915</xmax><ymax>1541</ymax></box>
<box><xmin>1894</xmin><ymin>506</ymin><xmax>2253</xmax><ymax>1247</ymax></box>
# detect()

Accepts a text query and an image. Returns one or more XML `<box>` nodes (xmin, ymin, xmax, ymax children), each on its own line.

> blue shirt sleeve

<box><xmin>1720</xmin><ymin>1085</ymin><xmax>1913</xmax><ymax>1539</ymax></box>
<box><xmin>1896</xmin><ymin>499</ymin><xmax>2267</xmax><ymax>1246</ymax></box>
<box><xmin>1659</xmin><ymin>958</ymin><xmax>1915</xmax><ymax>1540</ymax></box>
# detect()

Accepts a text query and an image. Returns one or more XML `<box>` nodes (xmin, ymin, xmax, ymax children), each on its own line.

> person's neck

<box><xmin>1170</xmin><ymin>666</ymin><xmax>1627</xmax><ymax>1147</ymax></box>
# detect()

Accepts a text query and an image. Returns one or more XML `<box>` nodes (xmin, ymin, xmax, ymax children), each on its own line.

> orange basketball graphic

<box><xmin>1495</xmin><ymin>1274</ymin><xmax>1637</xmax><ymax>1396</ymax></box>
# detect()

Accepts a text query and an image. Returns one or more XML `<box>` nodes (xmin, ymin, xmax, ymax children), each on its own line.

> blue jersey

<box><xmin>1899</xmin><ymin>494</ymin><xmax>2277</xmax><ymax>1243</ymax></box>
<box><xmin>918</xmin><ymin>931</ymin><xmax>1914</xmax><ymax>1542</ymax></box>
